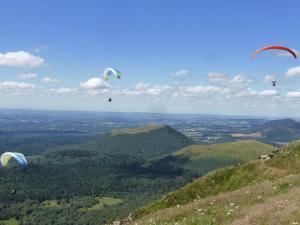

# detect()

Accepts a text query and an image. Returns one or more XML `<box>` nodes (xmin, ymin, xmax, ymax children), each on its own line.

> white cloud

<box><xmin>0</xmin><ymin>81</ymin><xmax>36</xmax><ymax>89</ymax></box>
<box><xmin>264</xmin><ymin>75</ymin><xmax>275</xmax><ymax>83</ymax></box>
<box><xmin>230</xmin><ymin>74</ymin><xmax>253</xmax><ymax>88</ymax></box>
<box><xmin>48</xmin><ymin>87</ymin><xmax>77</xmax><ymax>94</ymax></box>
<box><xmin>287</xmin><ymin>91</ymin><xmax>300</xmax><ymax>97</ymax></box>
<box><xmin>184</xmin><ymin>85</ymin><xmax>223</xmax><ymax>94</ymax></box>
<box><xmin>135</xmin><ymin>82</ymin><xmax>150</xmax><ymax>90</ymax></box>
<box><xmin>173</xmin><ymin>69</ymin><xmax>189</xmax><ymax>77</ymax></box>
<box><xmin>42</xmin><ymin>77</ymin><xmax>59</xmax><ymax>83</ymax></box>
<box><xmin>236</xmin><ymin>88</ymin><xmax>278</xmax><ymax>97</ymax></box>
<box><xmin>0</xmin><ymin>51</ymin><xmax>44</xmax><ymax>68</ymax></box>
<box><xmin>0</xmin><ymin>67</ymin><xmax>294</xmax><ymax>115</ymax></box>
<box><xmin>18</xmin><ymin>73</ymin><xmax>38</xmax><ymax>80</ymax></box>
<box><xmin>208</xmin><ymin>72</ymin><xmax>229</xmax><ymax>83</ymax></box>
<box><xmin>146</xmin><ymin>85</ymin><xmax>170</xmax><ymax>96</ymax></box>
<box><xmin>117</xmin><ymin>83</ymin><xmax>171</xmax><ymax>97</ymax></box>
<box><xmin>258</xmin><ymin>90</ymin><xmax>278</xmax><ymax>96</ymax></box>
<box><xmin>80</xmin><ymin>77</ymin><xmax>109</xmax><ymax>89</ymax></box>
<box><xmin>117</xmin><ymin>89</ymin><xmax>143</xmax><ymax>96</ymax></box>
<box><xmin>235</xmin><ymin>88</ymin><xmax>258</xmax><ymax>97</ymax></box>
<box><xmin>285</xmin><ymin>66</ymin><xmax>300</xmax><ymax>77</ymax></box>
<box><xmin>208</xmin><ymin>73</ymin><xmax>252</xmax><ymax>89</ymax></box>
<box><xmin>33</xmin><ymin>44</ymin><xmax>48</xmax><ymax>53</ymax></box>
<box><xmin>147</xmin><ymin>88</ymin><xmax>162</xmax><ymax>95</ymax></box>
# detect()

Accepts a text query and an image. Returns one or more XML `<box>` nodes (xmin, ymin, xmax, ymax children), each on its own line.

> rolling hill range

<box><xmin>231</xmin><ymin>119</ymin><xmax>300</xmax><ymax>144</ymax></box>
<box><xmin>82</xmin><ymin>124</ymin><xmax>195</xmax><ymax>159</ymax></box>
<box><xmin>0</xmin><ymin>125</ymin><xmax>195</xmax><ymax>225</ymax></box>
<box><xmin>259</xmin><ymin>119</ymin><xmax>300</xmax><ymax>143</ymax></box>
<box><xmin>122</xmin><ymin>141</ymin><xmax>300</xmax><ymax>225</ymax></box>
<box><xmin>147</xmin><ymin>141</ymin><xmax>277</xmax><ymax>177</ymax></box>
<box><xmin>0</xmin><ymin>125</ymin><xmax>277</xmax><ymax>225</ymax></box>
<box><xmin>173</xmin><ymin>141</ymin><xmax>275</xmax><ymax>161</ymax></box>
<box><xmin>259</xmin><ymin>118</ymin><xmax>300</xmax><ymax>130</ymax></box>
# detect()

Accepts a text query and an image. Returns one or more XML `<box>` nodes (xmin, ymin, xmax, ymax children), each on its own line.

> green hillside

<box><xmin>147</xmin><ymin>141</ymin><xmax>277</xmax><ymax>179</ymax></box>
<box><xmin>173</xmin><ymin>141</ymin><xmax>276</xmax><ymax>161</ymax></box>
<box><xmin>258</xmin><ymin>119</ymin><xmax>300</xmax><ymax>143</ymax></box>
<box><xmin>229</xmin><ymin>119</ymin><xmax>300</xmax><ymax>144</ymax></box>
<box><xmin>123</xmin><ymin>141</ymin><xmax>300</xmax><ymax>225</ymax></box>
<box><xmin>261</xmin><ymin>127</ymin><xmax>300</xmax><ymax>142</ymax></box>
<box><xmin>0</xmin><ymin>126</ymin><xmax>280</xmax><ymax>225</ymax></box>
<box><xmin>260</xmin><ymin>119</ymin><xmax>300</xmax><ymax>130</ymax></box>
<box><xmin>0</xmin><ymin>125</ymin><xmax>195</xmax><ymax>225</ymax></box>
<box><xmin>82</xmin><ymin>125</ymin><xmax>195</xmax><ymax>159</ymax></box>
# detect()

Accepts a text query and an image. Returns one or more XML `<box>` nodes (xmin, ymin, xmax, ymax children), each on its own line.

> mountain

<box><xmin>173</xmin><ymin>141</ymin><xmax>275</xmax><ymax>161</ymax></box>
<box><xmin>0</xmin><ymin>124</ymin><xmax>278</xmax><ymax>225</ymax></box>
<box><xmin>229</xmin><ymin>119</ymin><xmax>300</xmax><ymax>146</ymax></box>
<box><xmin>259</xmin><ymin>119</ymin><xmax>300</xmax><ymax>143</ymax></box>
<box><xmin>123</xmin><ymin>141</ymin><xmax>300</xmax><ymax>225</ymax></box>
<box><xmin>260</xmin><ymin>118</ymin><xmax>300</xmax><ymax>130</ymax></box>
<box><xmin>0</xmin><ymin>125</ymin><xmax>195</xmax><ymax>225</ymax></box>
<box><xmin>82</xmin><ymin>124</ymin><xmax>195</xmax><ymax>159</ymax></box>
<box><xmin>230</xmin><ymin>119</ymin><xmax>300</xmax><ymax>144</ymax></box>
<box><xmin>147</xmin><ymin>141</ymin><xmax>277</xmax><ymax>177</ymax></box>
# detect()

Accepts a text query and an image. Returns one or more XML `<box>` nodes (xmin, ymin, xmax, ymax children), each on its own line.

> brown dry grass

<box><xmin>121</xmin><ymin>174</ymin><xmax>300</xmax><ymax>225</ymax></box>
<box><xmin>231</xmin><ymin>187</ymin><xmax>300</xmax><ymax>225</ymax></box>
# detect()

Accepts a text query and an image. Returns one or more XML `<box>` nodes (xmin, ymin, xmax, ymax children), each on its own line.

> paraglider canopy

<box><xmin>0</xmin><ymin>152</ymin><xmax>28</xmax><ymax>167</ymax></box>
<box><xmin>103</xmin><ymin>68</ymin><xmax>122</xmax><ymax>81</ymax></box>
<box><xmin>252</xmin><ymin>46</ymin><xmax>297</xmax><ymax>59</ymax></box>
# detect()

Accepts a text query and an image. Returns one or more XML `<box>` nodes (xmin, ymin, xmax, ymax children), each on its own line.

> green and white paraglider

<box><xmin>1</xmin><ymin>152</ymin><xmax>28</xmax><ymax>167</ymax></box>
<box><xmin>103</xmin><ymin>67</ymin><xmax>122</xmax><ymax>81</ymax></box>
<box><xmin>103</xmin><ymin>67</ymin><xmax>122</xmax><ymax>102</ymax></box>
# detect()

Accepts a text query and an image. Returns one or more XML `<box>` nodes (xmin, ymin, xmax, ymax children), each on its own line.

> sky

<box><xmin>1</xmin><ymin>0</ymin><xmax>300</xmax><ymax>116</ymax></box>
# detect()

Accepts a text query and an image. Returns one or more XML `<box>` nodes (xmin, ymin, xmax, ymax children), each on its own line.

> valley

<box><xmin>1</xmin><ymin>110</ymin><xmax>300</xmax><ymax>225</ymax></box>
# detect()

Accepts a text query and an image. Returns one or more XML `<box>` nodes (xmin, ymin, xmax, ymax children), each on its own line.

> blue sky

<box><xmin>0</xmin><ymin>0</ymin><xmax>300</xmax><ymax>116</ymax></box>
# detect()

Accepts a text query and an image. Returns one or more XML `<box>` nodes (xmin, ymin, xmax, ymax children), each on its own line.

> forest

<box><xmin>0</xmin><ymin>125</ymin><xmax>196</xmax><ymax>225</ymax></box>
<box><xmin>0</xmin><ymin>125</ymin><xmax>276</xmax><ymax>225</ymax></box>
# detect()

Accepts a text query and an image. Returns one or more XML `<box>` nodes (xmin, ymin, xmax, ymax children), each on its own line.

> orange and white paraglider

<box><xmin>252</xmin><ymin>45</ymin><xmax>297</xmax><ymax>87</ymax></box>
<box><xmin>252</xmin><ymin>45</ymin><xmax>297</xmax><ymax>60</ymax></box>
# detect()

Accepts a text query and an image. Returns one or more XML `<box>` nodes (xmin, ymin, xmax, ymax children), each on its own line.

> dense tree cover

<box><xmin>0</xmin><ymin>126</ymin><xmax>272</xmax><ymax>225</ymax></box>
<box><xmin>0</xmin><ymin>136</ymin><xmax>90</xmax><ymax>156</ymax></box>
<box><xmin>83</xmin><ymin>125</ymin><xmax>195</xmax><ymax>159</ymax></box>
<box><xmin>0</xmin><ymin>151</ymin><xmax>193</xmax><ymax>224</ymax></box>
<box><xmin>0</xmin><ymin>126</ymin><xmax>196</xmax><ymax>225</ymax></box>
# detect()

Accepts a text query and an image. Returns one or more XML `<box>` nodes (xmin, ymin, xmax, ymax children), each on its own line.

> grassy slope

<box><xmin>122</xmin><ymin>141</ymin><xmax>300</xmax><ymax>225</ymax></box>
<box><xmin>147</xmin><ymin>141</ymin><xmax>277</xmax><ymax>180</ymax></box>
<box><xmin>173</xmin><ymin>141</ymin><xmax>276</xmax><ymax>161</ymax></box>
<box><xmin>0</xmin><ymin>219</ymin><xmax>18</xmax><ymax>225</ymax></box>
